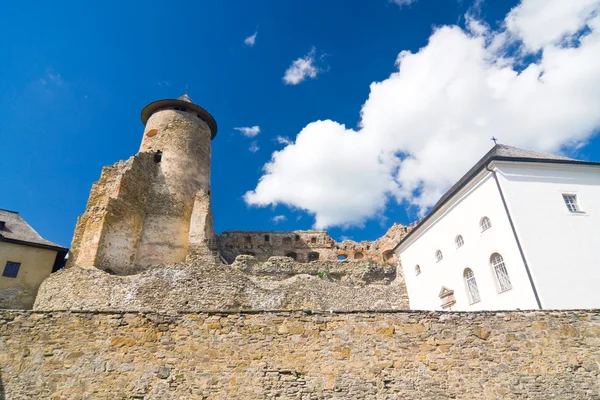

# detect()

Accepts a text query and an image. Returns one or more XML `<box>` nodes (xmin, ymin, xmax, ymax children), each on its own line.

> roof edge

<box><xmin>0</xmin><ymin>236</ymin><xmax>68</xmax><ymax>252</ymax></box>
<box><xmin>392</xmin><ymin>156</ymin><xmax>600</xmax><ymax>253</ymax></box>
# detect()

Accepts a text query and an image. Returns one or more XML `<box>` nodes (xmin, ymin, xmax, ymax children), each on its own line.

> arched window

<box><xmin>354</xmin><ymin>252</ymin><xmax>364</xmax><ymax>260</ymax></box>
<box><xmin>455</xmin><ymin>235</ymin><xmax>464</xmax><ymax>248</ymax></box>
<box><xmin>480</xmin><ymin>217</ymin><xmax>492</xmax><ymax>232</ymax></box>
<box><xmin>415</xmin><ymin>265</ymin><xmax>421</xmax><ymax>276</ymax></box>
<box><xmin>308</xmin><ymin>252</ymin><xmax>319</xmax><ymax>261</ymax></box>
<box><xmin>285</xmin><ymin>252</ymin><xmax>297</xmax><ymax>260</ymax></box>
<box><xmin>310</xmin><ymin>237</ymin><xmax>317</xmax><ymax>244</ymax></box>
<box><xmin>491</xmin><ymin>253</ymin><xmax>512</xmax><ymax>292</ymax></box>
<box><xmin>337</xmin><ymin>254</ymin><xmax>347</xmax><ymax>261</ymax></box>
<box><xmin>464</xmin><ymin>268</ymin><xmax>481</xmax><ymax>304</ymax></box>
<box><xmin>435</xmin><ymin>250</ymin><xmax>443</xmax><ymax>262</ymax></box>
<box><xmin>383</xmin><ymin>250</ymin><xmax>394</xmax><ymax>261</ymax></box>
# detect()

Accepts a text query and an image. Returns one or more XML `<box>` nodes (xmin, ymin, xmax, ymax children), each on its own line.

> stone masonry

<box><xmin>34</xmin><ymin>256</ymin><xmax>408</xmax><ymax>312</ymax></box>
<box><xmin>217</xmin><ymin>223</ymin><xmax>414</xmax><ymax>265</ymax></box>
<box><xmin>1</xmin><ymin>309</ymin><xmax>599</xmax><ymax>399</ymax></box>
<box><xmin>67</xmin><ymin>95</ymin><xmax>218</xmax><ymax>275</ymax></box>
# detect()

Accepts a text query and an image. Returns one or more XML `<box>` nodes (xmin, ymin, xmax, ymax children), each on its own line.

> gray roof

<box><xmin>431</xmin><ymin>144</ymin><xmax>576</xmax><ymax>210</ymax></box>
<box><xmin>0</xmin><ymin>209</ymin><xmax>65</xmax><ymax>250</ymax></box>
<box><xmin>394</xmin><ymin>144</ymin><xmax>599</xmax><ymax>251</ymax></box>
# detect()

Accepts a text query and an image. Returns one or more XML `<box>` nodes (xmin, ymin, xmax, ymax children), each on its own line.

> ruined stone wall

<box><xmin>135</xmin><ymin>109</ymin><xmax>213</xmax><ymax>269</ymax></box>
<box><xmin>217</xmin><ymin>223</ymin><xmax>414</xmax><ymax>264</ymax></box>
<box><xmin>34</xmin><ymin>256</ymin><xmax>408</xmax><ymax>312</ymax></box>
<box><xmin>67</xmin><ymin>152</ymin><xmax>157</xmax><ymax>274</ymax></box>
<box><xmin>1</xmin><ymin>309</ymin><xmax>599</xmax><ymax>399</ymax></box>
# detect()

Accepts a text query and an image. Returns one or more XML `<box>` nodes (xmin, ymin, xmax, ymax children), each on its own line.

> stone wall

<box><xmin>34</xmin><ymin>256</ymin><xmax>408</xmax><ymax>312</ymax></box>
<box><xmin>1</xmin><ymin>309</ymin><xmax>599</xmax><ymax>399</ymax></box>
<box><xmin>67</xmin><ymin>152</ymin><xmax>158</xmax><ymax>275</ymax></box>
<box><xmin>217</xmin><ymin>223</ymin><xmax>414</xmax><ymax>264</ymax></box>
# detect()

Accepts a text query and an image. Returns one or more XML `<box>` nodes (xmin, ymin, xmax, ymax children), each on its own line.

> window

<box><xmin>415</xmin><ymin>265</ymin><xmax>421</xmax><ymax>276</ymax></box>
<box><xmin>264</xmin><ymin>234</ymin><xmax>270</xmax><ymax>243</ymax></box>
<box><xmin>0</xmin><ymin>221</ymin><xmax>5</xmax><ymax>230</ymax></box>
<box><xmin>562</xmin><ymin>194</ymin><xmax>582</xmax><ymax>213</ymax></box>
<box><xmin>455</xmin><ymin>235</ymin><xmax>464</xmax><ymax>248</ymax></box>
<box><xmin>2</xmin><ymin>262</ymin><xmax>21</xmax><ymax>278</ymax></box>
<box><xmin>337</xmin><ymin>254</ymin><xmax>347</xmax><ymax>261</ymax></box>
<box><xmin>285</xmin><ymin>252</ymin><xmax>297</xmax><ymax>260</ymax></box>
<box><xmin>435</xmin><ymin>250</ymin><xmax>443</xmax><ymax>262</ymax></box>
<box><xmin>464</xmin><ymin>268</ymin><xmax>481</xmax><ymax>304</ymax></box>
<box><xmin>491</xmin><ymin>253</ymin><xmax>512</xmax><ymax>292</ymax></box>
<box><xmin>308</xmin><ymin>252</ymin><xmax>319</xmax><ymax>261</ymax></box>
<box><xmin>310</xmin><ymin>237</ymin><xmax>317</xmax><ymax>244</ymax></box>
<box><xmin>480</xmin><ymin>217</ymin><xmax>492</xmax><ymax>232</ymax></box>
<box><xmin>354</xmin><ymin>252</ymin><xmax>364</xmax><ymax>260</ymax></box>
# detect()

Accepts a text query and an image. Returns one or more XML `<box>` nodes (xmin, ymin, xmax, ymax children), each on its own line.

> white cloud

<box><xmin>391</xmin><ymin>0</ymin><xmax>418</xmax><ymax>7</ymax></box>
<box><xmin>244</xmin><ymin>31</ymin><xmax>258</xmax><ymax>47</ymax></box>
<box><xmin>245</xmin><ymin>0</ymin><xmax>600</xmax><ymax>229</ymax></box>
<box><xmin>249</xmin><ymin>141</ymin><xmax>260</xmax><ymax>153</ymax></box>
<box><xmin>505</xmin><ymin>0</ymin><xmax>600</xmax><ymax>51</ymax></box>
<box><xmin>234</xmin><ymin>126</ymin><xmax>261</xmax><ymax>137</ymax></box>
<box><xmin>275</xmin><ymin>136</ymin><xmax>293</xmax><ymax>145</ymax></box>
<box><xmin>283</xmin><ymin>48</ymin><xmax>323</xmax><ymax>85</ymax></box>
<box><xmin>272</xmin><ymin>215</ymin><xmax>287</xmax><ymax>224</ymax></box>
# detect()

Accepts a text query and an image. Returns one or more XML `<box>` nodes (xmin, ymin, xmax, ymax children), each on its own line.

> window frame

<box><xmin>464</xmin><ymin>268</ymin><xmax>481</xmax><ymax>305</ymax></box>
<box><xmin>480</xmin><ymin>217</ymin><xmax>492</xmax><ymax>232</ymax></box>
<box><xmin>491</xmin><ymin>253</ymin><xmax>512</xmax><ymax>293</ymax></box>
<box><xmin>455</xmin><ymin>235</ymin><xmax>464</xmax><ymax>248</ymax></box>
<box><xmin>2</xmin><ymin>261</ymin><xmax>21</xmax><ymax>278</ymax></box>
<box><xmin>435</xmin><ymin>250</ymin><xmax>443</xmax><ymax>262</ymax></box>
<box><xmin>561</xmin><ymin>193</ymin><xmax>584</xmax><ymax>214</ymax></box>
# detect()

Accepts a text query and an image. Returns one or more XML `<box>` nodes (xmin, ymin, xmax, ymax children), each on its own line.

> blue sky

<box><xmin>2</xmin><ymin>0</ymin><xmax>600</xmax><ymax>248</ymax></box>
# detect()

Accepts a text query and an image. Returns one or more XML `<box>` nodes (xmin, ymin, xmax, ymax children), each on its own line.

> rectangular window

<box><xmin>2</xmin><ymin>261</ymin><xmax>21</xmax><ymax>278</ymax></box>
<box><xmin>562</xmin><ymin>194</ymin><xmax>581</xmax><ymax>213</ymax></box>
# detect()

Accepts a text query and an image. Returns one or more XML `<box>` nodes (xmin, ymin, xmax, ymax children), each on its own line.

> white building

<box><xmin>394</xmin><ymin>144</ymin><xmax>600</xmax><ymax>311</ymax></box>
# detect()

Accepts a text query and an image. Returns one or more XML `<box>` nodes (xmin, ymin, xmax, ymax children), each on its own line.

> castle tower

<box><xmin>67</xmin><ymin>94</ymin><xmax>218</xmax><ymax>274</ymax></box>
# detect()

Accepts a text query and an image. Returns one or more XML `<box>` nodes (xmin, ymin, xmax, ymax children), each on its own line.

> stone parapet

<box><xmin>1</xmin><ymin>309</ymin><xmax>599</xmax><ymax>399</ymax></box>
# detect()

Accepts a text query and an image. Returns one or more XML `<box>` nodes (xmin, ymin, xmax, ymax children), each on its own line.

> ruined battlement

<box><xmin>217</xmin><ymin>223</ymin><xmax>414</xmax><ymax>265</ymax></box>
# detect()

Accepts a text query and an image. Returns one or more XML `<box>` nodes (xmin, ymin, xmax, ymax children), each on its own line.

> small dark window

<box><xmin>308</xmin><ymin>252</ymin><xmax>319</xmax><ymax>261</ymax></box>
<box><xmin>285</xmin><ymin>252</ymin><xmax>297</xmax><ymax>260</ymax></box>
<box><xmin>311</xmin><ymin>237</ymin><xmax>317</xmax><ymax>244</ymax></box>
<box><xmin>264</xmin><ymin>235</ymin><xmax>270</xmax><ymax>243</ymax></box>
<box><xmin>3</xmin><ymin>262</ymin><xmax>21</xmax><ymax>278</ymax></box>
<box><xmin>354</xmin><ymin>252</ymin><xmax>364</xmax><ymax>260</ymax></box>
<box><xmin>295</xmin><ymin>235</ymin><xmax>300</xmax><ymax>241</ymax></box>
<box><xmin>0</xmin><ymin>221</ymin><xmax>5</xmax><ymax>230</ymax></box>
<box><xmin>154</xmin><ymin>150</ymin><xmax>162</xmax><ymax>163</ymax></box>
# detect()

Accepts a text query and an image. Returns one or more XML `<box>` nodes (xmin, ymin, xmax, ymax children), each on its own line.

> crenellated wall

<box><xmin>1</xmin><ymin>309</ymin><xmax>599</xmax><ymax>399</ymax></box>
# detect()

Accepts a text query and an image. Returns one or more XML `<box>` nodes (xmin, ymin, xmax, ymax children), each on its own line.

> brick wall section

<box><xmin>0</xmin><ymin>309</ymin><xmax>599</xmax><ymax>399</ymax></box>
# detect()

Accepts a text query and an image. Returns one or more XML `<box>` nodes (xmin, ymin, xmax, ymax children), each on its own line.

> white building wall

<box><xmin>398</xmin><ymin>173</ymin><xmax>539</xmax><ymax>311</ymax></box>
<box><xmin>496</xmin><ymin>162</ymin><xmax>600</xmax><ymax>309</ymax></box>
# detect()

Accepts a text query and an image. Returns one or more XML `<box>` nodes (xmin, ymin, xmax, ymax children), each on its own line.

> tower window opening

<box><xmin>308</xmin><ymin>252</ymin><xmax>319</xmax><ymax>261</ymax></box>
<box><xmin>286</xmin><ymin>252</ymin><xmax>297</xmax><ymax>260</ymax></box>
<box><xmin>264</xmin><ymin>235</ymin><xmax>270</xmax><ymax>243</ymax></box>
<box><xmin>295</xmin><ymin>235</ymin><xmax>300</xmax><ymax>241</ymax></box>
<box><xmin>154</xmin><ymin>150</ymin><xmax>162</xmax><ymax>163</ymax></box>
<box><xmin>311</xmin><ymin>237</ymin><xmax>317</xmax><ymax>244</ymax></box>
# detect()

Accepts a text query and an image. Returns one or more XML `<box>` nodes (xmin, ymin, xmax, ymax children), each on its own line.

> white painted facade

<box><xmin>497</xmin><ymin>162</ymin><xmax>600</xmax><ymax>309</ymax></box>
<box><xmin>397</xmin><ymin>151</ymin><xmax>600</xmax><ymax>311</ymax></box>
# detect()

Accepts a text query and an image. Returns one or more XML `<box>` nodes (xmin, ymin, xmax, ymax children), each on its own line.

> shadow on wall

<box><xmin>0</xmin><ymin>368</ymin><xmax>4</xmax><ymax>400</ymax></box>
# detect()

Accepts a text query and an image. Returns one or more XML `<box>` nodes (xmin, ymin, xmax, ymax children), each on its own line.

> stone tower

<box><xmin>67</xmin><ymin>94</ymin><xmax>218</xmax><ymax>274</ymax></box>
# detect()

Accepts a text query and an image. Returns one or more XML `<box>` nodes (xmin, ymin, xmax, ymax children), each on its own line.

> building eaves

<box><xmin>392</xmin><ymin>145</ymin><xmax>600</xmax><ymax>253</ymax></box>
<box><xmin>0</xmin><ymin>209</ymin><xmax>67</xmax><ymax>252</ymax></box>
